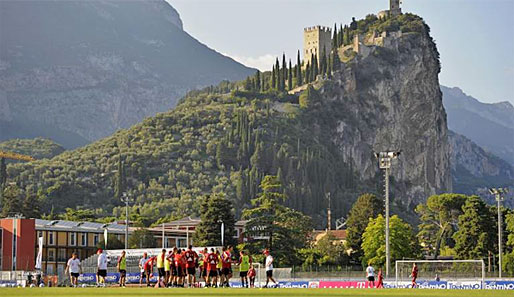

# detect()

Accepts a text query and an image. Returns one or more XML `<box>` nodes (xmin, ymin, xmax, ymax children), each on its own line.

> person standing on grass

<box><xmin>199</xmin><ymin>247</ymin><xmax>209</xmax><ymax>285</ymax></box>
<box><xmin>139</xmin><ymin>252</ymin><xmax>149</xmax><ymax>287</ymax></box>
<box><xmin>410</xmin><ymin>263</ymin><xmax>418</xmax><ymax>288</ymax></box>
<box><xmin>65</xmin><ymin>252</ymin><xmax>81</xmax><ymax>287</ymax></box>
<box><xmin>238</xmin><ymin>250</ymin><xmax>252</xmax><ymax>288</ymax></box>
<box><xmin>263</xmin><ymin>249</ymin><xmax>277</xmax><ymax>288</ymax></box>
<box><xmin>206</xmin><ymin>248</ymin><xmax>219</xmax><ymax>287</ymax></box>
<box><xmin>117</xmin><ymin>251</ymin><xmax>127</xmax><ymax>287</ymax></box>
<box><xmin>247</xmin><ymin>264</ymin><xmax>256</xmax><ymax>288</ymax></box>
<box><xmin>366</xmin><ymin>262</ymin><xmax>375</xmax><ymax>288</ymax></box>
<box><xmin>184</xmin><ymin>245</ymin><xmax>199</xmax><ymax>287</ymax></box>
<box><xmin>164</xmin><ymin>250</ymin><xmax>172</xmax><ymax>287</ymax></box>
<box><xmin>96</xmin><ymin>249</ymin><xmax>108</xmax><ymax>287</ymax></box>
<box><xmin>376</xmin><ymin>268</ymin><xmax>384</xmax><ymax>288</ymax></box>
<box><xmin>221</xmin><ymin>245</ymin><xmax>234</xmax><ymax>287</ymax></box>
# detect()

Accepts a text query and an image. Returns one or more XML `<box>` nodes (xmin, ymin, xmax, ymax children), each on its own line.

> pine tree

<box><xmin>453</xmin><ymin>196</ymin><xmax>496</xmax><ymax>259</ymax></box>
<box><xmin>296</xmin><ymin>50</ymin><xmax>302</xmax><ymax>86</ymax></box>
<box><xmin>241</xmin><ymin>176</ymin><xmax>312</xmax><ymax>265</ymax></box>
<box><xmin>288</xmin><ymin>60</ymin><xmax>293</xmax><ymax>90</ymax></box>
<box><xmin>194</xmin><ymin>193</ymin><xmax>236</xmax><ymax>246</ymax></box>
<box><xmin>1</xmin><ymin>185</ymin><xmax>22</xmax><ymax>217</ymax></box>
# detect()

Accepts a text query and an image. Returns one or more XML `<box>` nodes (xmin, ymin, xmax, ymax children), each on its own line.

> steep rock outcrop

<box><xmin>320</xmin><ymin>30</ymin><xmax>451</xmax><ymax>206</ymax></box>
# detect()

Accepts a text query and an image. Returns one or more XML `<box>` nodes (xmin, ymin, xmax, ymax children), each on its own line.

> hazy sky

<box><xmin>168</xmin><ymin>0</ymin><xmax>514</xmax><ymax>104</ymax></box>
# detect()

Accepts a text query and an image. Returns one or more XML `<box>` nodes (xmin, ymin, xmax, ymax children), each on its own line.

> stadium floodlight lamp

<box><xmin>489</xmin><ymin>187</ymin><xmax>509</xmax><ymax>278</ymax></box>
<box><xmin>374</xmin><ymin>150</ymin><xmax>400</xmax><ymax>278</ymax></box>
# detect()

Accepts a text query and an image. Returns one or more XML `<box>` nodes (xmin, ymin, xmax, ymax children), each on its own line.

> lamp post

<box><xmin>121</xmin><ymin>192</ymin><xmax>131</xmax><ymax>250</ymax></box>
<box><xmin>375</xmin><ymin>151</ymin><xmax>400</xmax><ymax>278</ymax></box>
<box><xmin>489</xmin><ymin>187</ymin><xmax>508</xmax><ymax>278</ymax></box>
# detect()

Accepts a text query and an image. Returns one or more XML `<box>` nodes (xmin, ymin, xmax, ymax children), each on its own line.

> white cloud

<box><xmin>223</xmin><ymin>53</ymin><xmax>277</xmax><ymax>72</ymax></box>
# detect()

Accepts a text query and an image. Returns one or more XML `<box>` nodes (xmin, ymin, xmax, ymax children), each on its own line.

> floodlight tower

<box><xmin>489</xmin><ymin>187</ymin><xmax>509</xmax><ymax>278</ymax></box>
<box><xmin>375</xmin><ymin>151</ymin><xmax>400</xmax><ymax>278</ymax></box>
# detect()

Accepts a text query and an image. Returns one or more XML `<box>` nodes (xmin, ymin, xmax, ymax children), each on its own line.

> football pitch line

<box><xmin>0</xmin><ymin>288</ymin><xmax>513</xmax><ymax>297</ymax></box>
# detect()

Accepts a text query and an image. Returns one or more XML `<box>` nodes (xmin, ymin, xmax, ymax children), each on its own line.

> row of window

<box><xmin>38</xmin><ymin>230</ymin><xmax>100</xmax><ymax>247</ymax></box>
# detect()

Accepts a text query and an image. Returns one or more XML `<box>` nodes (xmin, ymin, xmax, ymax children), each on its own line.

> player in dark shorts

<box><xmin>206</xmin><ymin>248</ymin><xmax>219</xmax><ymax>287</ymax></box>
<box><xmin>184</xmin><ymin>245</ymin><xmax>199</xmax><ymax>287</ymax></box>
<box><xmin>411</xmin><ymin>263</ymin><xmax>418</xmax><ymax>288</ymax></box>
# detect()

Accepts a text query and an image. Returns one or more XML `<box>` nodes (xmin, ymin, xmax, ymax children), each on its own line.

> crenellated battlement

<box><xmin>304</xmin><ymin>25</ymin><xmax>332</xmax><ymax>33</ymax></box>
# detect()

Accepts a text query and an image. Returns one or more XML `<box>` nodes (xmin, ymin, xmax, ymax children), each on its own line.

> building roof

<box><xmin>35</xmin><ymin>219</ymin><xmax>126</xmax><ymax>234</ymax></box>
<box><xmin>311</xmin><ymin>229</ymin><xmax>347</xmax><ymax>242</ymax></box>
<box><xmin>156</xmin><ymin>216</ymin><xmax>248</xmax><ymax>229</ymax></box>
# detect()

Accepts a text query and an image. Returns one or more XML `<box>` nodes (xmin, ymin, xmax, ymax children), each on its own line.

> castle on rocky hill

<box><xmin>302</xmin><ymin>0</ymin><xmax>403</xmax><ymax>63</ymax></box>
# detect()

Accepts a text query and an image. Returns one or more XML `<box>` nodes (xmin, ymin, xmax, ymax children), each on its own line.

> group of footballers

<box><xmin>136</xmin><ymin>245</ymin><xmax>257</xmax><ymax>288</ymax></box>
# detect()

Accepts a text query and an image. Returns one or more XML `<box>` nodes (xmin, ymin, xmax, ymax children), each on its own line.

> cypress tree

<box><xmin>288</xmin><ymin>60</ymin><xmax>293</xmax><ymax>90</ymax></box>
<box><xmin>0</xmin><ymin>157</ymin><xmax>6</xmax><ymax>200</ymax></box>
<box><xmin>255</xmin><ymin>70</ymin><xmax>261</xmax><ymax>91</ymax></box>
<box><xmin>305</xmin><ymin>62</ymin><xmax>310</xmax><ymax>83</ymax></box>
<box><xmin>275</xmin><ymin>58</ymin><xmax>281</xmax><ymax>91</ymax></box>
<box><xmin>282</xmin><ymin>53</ymin><xmax>287</xmax><ymax>82</ymax></box>
<box><xmin>344</xmin><ymin>25</ymin><xmax>350</xmax><ymax>46</ymax></box>
<box><xmin>271</xmin><ymin>65</ymin><xmax>276</xmax><ymax>90</ymax></box>
<box><xmin>313</xmin><ymin>54</ymin><xmax>319</xmax><ymax>79</ymax></box>
<box><xmin>332</xmin><ymin>49</ymin><xmax>341</xmax><ymax>71</ymax></box>
<box><xmin>339</xmin><ymin>24</ymin><xmax>344</xmax><ymax>47</ymax></box>
<box><xmin>320</xmin><ymin>46</ymin><xmax>327</xmax><ymax>76</ymax></box>
<box><xmin>296</xmin><ymin>50</ymin><xmax>302</xmax><ymax>86</ymax></box>
<box><xmin>332</xmin><ymin>23</ymin><xmax>338</xmax><ymax>50</ymax></box>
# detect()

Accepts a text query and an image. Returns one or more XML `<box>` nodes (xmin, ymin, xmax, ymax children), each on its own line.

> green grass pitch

<box><xmin>0</xmin><ymin>288</ymin><xmax>513</xmax><ymax>297</ymax></box>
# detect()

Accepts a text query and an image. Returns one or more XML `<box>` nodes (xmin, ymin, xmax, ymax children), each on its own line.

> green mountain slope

<box><xmin>6</xmin><ymin>14</ymin><xmax>449</xmax><ymax>227</ymax></box>
<box><xmin>0</xmin><ymin>138</ymin><xmax>65</xmax><ymax>160</ymax></box>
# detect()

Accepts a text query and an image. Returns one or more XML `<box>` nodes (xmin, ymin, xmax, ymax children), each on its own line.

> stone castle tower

<box><xmin>379</xmin><ymin>0</ymin><xmax>402</xmax><ymax>18</ymax></box>
<box><xmin>390</xmin><ymin>0</ymin><xmax>401</xmax><ymax>16</ymax></box>
<box><xmin>303</xmin><ymin>26</ymin><xmax>332</xmax><ymax>67</ymax></box>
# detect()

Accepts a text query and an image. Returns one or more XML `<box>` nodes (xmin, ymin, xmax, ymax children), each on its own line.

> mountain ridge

<box><xmin>0</xmin><ymin>0</ymin><xmax>254</xmax><ymax>147</ymax></box>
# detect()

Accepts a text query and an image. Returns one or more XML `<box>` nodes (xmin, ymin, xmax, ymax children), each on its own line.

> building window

<box><xmin>38</xmin><ymin>231</ymin><xmax>43</xmax><ymax>238</ymax></box>
<box><xmin>234</xmin><ymin>229</ymin><xmax>240</xmax><ymax>238</ymax></box>
<box><xmin>58</xmin><ymin>249</ymin><xmax>66</xmax><ymax>262</ymax></box>
<box><xmin>79</xmin><ymin>233</ymin><xmax>87</xmax><ymax>246</ymax></box>
<box><xmin>48</xmin><ymin>249</ymin><xmax>55</xmax><ymax>261</ymax></box>
<box><xmin>93</xmin><ymin>234</ymin><xmax>99</xmax><ymax>246</ymax></box>
<box><xmin>177</xmin><ymin>238</ymin><xmax>187</xmax><ymax>248</ymax></box>
<box><xmin>69</xmin><ymin>232</ymin><xmax>76</xmax><ymax>246</ymax></box>
<box><xmin>48</xmin><ymin>232</ymin><xmax>55</xmax><ymax>245</ymax></box>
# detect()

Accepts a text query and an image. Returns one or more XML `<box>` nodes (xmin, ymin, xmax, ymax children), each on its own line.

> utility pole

<box><xmin>489</xmin><ymin>187</ymin><xmax>508</xmax><ymax>279</ymax></box>
<box><xmin>327</xmin><ymin>192</ymin><xmax>332</xmax><ymax>231</ymax></box>
<box><xmin>375</xmin><ymin>151</ymin><xmax>400</xmax><ymax>278</ymax></box>
<box><xmin>122</xmin><ymin>192</ymin><xmax>130</xmax><ymax>250</ymax></box>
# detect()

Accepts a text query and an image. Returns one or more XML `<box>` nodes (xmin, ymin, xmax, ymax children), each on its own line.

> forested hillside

<box><xmin>4</xmin><ymin>14</ymin><xmax>448</xmax><ymax>227</ymax></box>
<box><xmin>0</xmin><ymin>138</ymin><xmax>65</xmax><ymax>160</ymax></box>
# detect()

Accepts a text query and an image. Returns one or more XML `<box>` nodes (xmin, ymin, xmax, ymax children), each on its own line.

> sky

<box><xmin>168</xmin><ymin>0</ymin><xmax>514</xmax><ymax>105</ymax></box>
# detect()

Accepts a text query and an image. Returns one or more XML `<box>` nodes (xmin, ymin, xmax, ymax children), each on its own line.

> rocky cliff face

<box><xmin>320</xmin><ymin>30</ymin><xmax>451</xmax><ymax>206</ymax></box>
<box><xmin>0</xmin><ymin>0</ymin><xmax>254</xmax><ymax>147</ymax></box>
<box><xmin>442</xmin><ymin>86</ymin><xmax>514</xmax><ymax>166</ymax></box>
<box><xmin>449</xmin><ymin>130</ymin><xmax>514</xmax><ymax>195</ymax></box>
